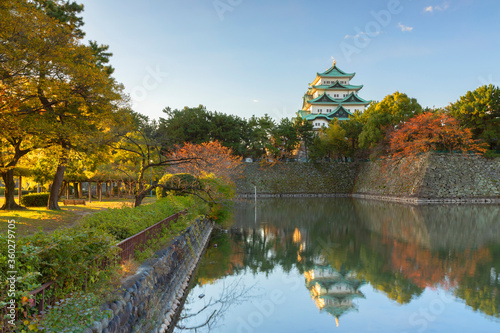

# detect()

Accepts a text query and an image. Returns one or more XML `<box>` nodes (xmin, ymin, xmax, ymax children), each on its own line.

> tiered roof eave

<box><xmin>305</xmin><ymin>92</ymin><xmax>371</xmax><ymax>107</ymax></box>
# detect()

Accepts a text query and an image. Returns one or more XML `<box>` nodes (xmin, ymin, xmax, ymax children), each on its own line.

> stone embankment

<box><xmin>235</xmin><ymin>153</ymin><xmax>500</xmax><ymax>203</ymax></box>
<box><xmin>86</xmin><ymin>219</ymin><xmax>213</xmax><ymax>333</ymax></box>
<box><xmin>236</xmin><ymin>162</ymin><xmax>357</xmax><ymax>195</ymax></box>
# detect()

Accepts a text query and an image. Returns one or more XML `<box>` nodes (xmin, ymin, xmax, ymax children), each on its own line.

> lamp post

<box><xmin>150</xmin><ymin>160</ymin><xmax>153</xmax><ymax>197</ymax></box>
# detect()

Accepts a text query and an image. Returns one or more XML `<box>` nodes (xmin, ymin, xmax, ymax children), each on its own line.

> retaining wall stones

<box><xmin>235</xmin><ymin>162</ymin><xmax>358</xmax><ymax>195</ymax></box>
<box><xmin>85</xmin><ymin>219</ymin><xmax>213</xmax><ymax>333</ymax></box>
<box><xmin>235</xmin><ymin>154</ymin><xmax>500</xmax><ymax>202</ymax></box>
<box><xmin>354</xmin><ymin>153</ymin><xmax>500</xmax><ymax>203</ymax></box>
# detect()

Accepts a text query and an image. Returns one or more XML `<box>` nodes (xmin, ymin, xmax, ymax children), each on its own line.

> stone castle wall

<box><xmin>354</xmin><ymin>153</ymin><xmax>500</xmax><ymax>202</ymax></box>
<box><xmin>235</xmin><ymin>154</ymin><xmax>500</xmax><ymax>202</ymax></box>
<box><xmin>235</xmin><ymin>162</ymin><xmax>358</xmax><ymax>195</ymax></box>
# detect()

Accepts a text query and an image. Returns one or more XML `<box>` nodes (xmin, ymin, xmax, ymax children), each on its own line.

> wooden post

<box><xmin>106</xmin><ymin>181</ymin><xmax>109</xmax><ymax>198</ymax></box>
<box><xmin>88</xmin><ymin>181</ymin><xmax>92</xmax><ymax>203</ymax></box>
<box><xmin>78</xmin><ymin>181</ymin><xmax>83</xmax><ymax>199</ymax></box>
<box><xmin>66</xmin><ymin>181</ymin><xmax>69</xmax><ymax>199</ymax></box>
<box><xmin>18</xmin><ymin>176</ymin><xmax>22</xmax><ymax>203</ymax></box>
<box><xmin>117</xmin><ymin>181</ymin><xmax>121</xmax><ymax>198</ymax></box>
<box><xmin>98</xmin><ymin>182</ymin><xmax>102</xmax><ymax>202</ymax></box>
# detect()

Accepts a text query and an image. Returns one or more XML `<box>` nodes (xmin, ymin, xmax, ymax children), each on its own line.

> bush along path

<box><xmin>0</xmin><ymin>194</ymin><xmax>214</xmax><ymax>333</ymax></box>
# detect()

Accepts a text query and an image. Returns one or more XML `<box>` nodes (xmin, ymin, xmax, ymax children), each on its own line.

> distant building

<box><xmin>297</xmin><ymin>61</ymin><xmax>370</xmax><ymax>130</ymax></box>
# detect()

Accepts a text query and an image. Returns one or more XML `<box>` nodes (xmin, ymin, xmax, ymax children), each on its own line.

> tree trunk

<box><xmin>88</xmin><ymin>181</ymin><xmax>92</xmax><ymax>203</ymax></box>
<box><xmin>58</xmin><ymin>181</ymin><xmax>66</xmax><ymax>200</ymax></box>
<box><xmin>1</xmin><ymin>169</ymin><xmax>25</xmax><ymax>210</ymax></box>
<box><xmin>73</xmin><ymin>182</ymin><xmax>78</xmax><ymax>199</ymax></box>
<box><xmin>48</xmin><ymin>164</ymin><xmax>66</xmax><ymax>210</ymax></box>
<box><xmin>134</xmin><ymin>192</ymin><xmax>147</xmax><ymax>207</ymax></box>
<box><xmin>78</xmin><ymin>181</ymin><xmax>83</xmax><ymax>199</ymax></box>
<box><xmin>48</xmin><ymin>145</ymin><xmax>69</xmax><ymax>210</ymax></box>
<box><xmin>18</xmin><ymin>176</ymin><xmax>22</xmax><ymax>203</ymax></box>
<box><xmin>66</xmin><ymin>182</ymin><xmax>69</xmax><ymax>199</ymax></box>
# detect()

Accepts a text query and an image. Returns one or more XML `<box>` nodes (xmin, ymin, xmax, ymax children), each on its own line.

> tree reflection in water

<box><xmin>175</xmin><ymin>277</ymin><xmax>257</xmax><ymax>332</ymax></box>
<box><xmin>175</xmin><ymin>198</ymin><xmax>500</xmax><ymax>330</ymax></box>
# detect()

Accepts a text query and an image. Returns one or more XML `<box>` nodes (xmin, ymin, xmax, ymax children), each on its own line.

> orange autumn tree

<box><xmin>163</xmin><ymin>141</ymin><xmax>242</xmax><ymax>221</ymax></box>
<box><xmin>389</xmin><ymin>112</ymin><xmax>488</xmax><ymax>158</ymax></box>
<box><xmin>164</xmin><ymin>141</ymin><xmax>242</xmax><ymax>183</ymax></box>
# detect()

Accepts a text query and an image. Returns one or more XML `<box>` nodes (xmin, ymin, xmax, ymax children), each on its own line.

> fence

<box><xmin>1</xmin><ymin>210</ymin><xmax>188</xmax><ymax>333</ymax></box>
<box><xmin>117</xmin><ymin>209</ymin><xmax>187</xmax><ymax>262</ymax></box>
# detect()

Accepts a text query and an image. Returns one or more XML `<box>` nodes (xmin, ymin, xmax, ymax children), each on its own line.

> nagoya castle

<box><xmin>297</xmin><ymin>60</ymin><xmax>370</xmax><ymax>130</ymax></box>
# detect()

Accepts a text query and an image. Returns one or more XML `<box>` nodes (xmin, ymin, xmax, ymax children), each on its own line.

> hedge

<box><xmin>20</xmin><ymin>192</ymin><xmax>50</xmax><ymax>207</ymax></box>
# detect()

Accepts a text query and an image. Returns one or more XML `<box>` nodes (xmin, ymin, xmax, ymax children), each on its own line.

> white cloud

<box><xmin>252</xmin><ymin>99</ymin><xmax>259</xmax><ymax>103</ymax></box>
<box><xmin>398</xmin><ymin>22</ymin><xmax>414</xmax><ymax>32</ymax></box>
<box><xmin>424</xmin><ymin>2</ymin><xmax>450</xmax><ymax>13</ymax></box>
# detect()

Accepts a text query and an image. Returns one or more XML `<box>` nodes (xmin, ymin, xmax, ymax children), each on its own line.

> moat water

<box><xmin>173</xmin><ymin>198</ymin><xmax>500</xmax><ymax>332</ymax></box>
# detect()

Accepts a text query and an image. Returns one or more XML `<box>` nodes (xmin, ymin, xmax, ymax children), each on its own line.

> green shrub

<box><xmin>82</xmin><ymin>195</ymin><xmax>208</xmax><ymax>241</ymax></box>
<box><xmin>20</xmin><ymin>192</ymin><xmax>50</xmax><ymax>207</ymax></box>
<box><xmin>0</xmin><ymin>227</ymin><xmax>119</xmax><ymax>329</ymax></box>
<box><xmin>484</xmin><ymin>150</ymin><xmax>500</xmax><ymax>159</ymax></box>
<box><xmin>31</xmin><ymin>292</ymin><xmax>113</xmax><ymax>333</ymax></box>
<box><xmin>157</xmin><ymin>173</ymin><xmax>200</xmax><ymax>199</ymax></box>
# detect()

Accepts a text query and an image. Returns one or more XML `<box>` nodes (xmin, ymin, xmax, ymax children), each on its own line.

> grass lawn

<box><xmin>0</xmin><ymin>196</ymin><xmax>157</xmax><ymax>236</ymax></box>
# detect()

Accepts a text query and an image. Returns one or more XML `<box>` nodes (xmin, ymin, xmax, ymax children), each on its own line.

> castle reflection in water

<box><xmin>187</xmin><ymin>198</ymin><xmax>500</xmax><ymax>329</ymax></box>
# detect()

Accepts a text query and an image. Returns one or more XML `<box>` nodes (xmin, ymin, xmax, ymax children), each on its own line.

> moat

<box><xmin>173</xmin><ymin>198</ymin><xmax>500</xmax><ymax>332</ymax></box>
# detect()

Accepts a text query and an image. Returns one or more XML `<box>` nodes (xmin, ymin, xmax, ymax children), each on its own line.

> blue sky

<box><xmin>80</xmin><ymin>0</ymin><xmax>500</xmax><ymax>121</ymax></box>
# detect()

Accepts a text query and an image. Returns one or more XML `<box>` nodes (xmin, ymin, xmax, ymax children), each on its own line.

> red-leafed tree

<box><xmin>389</xmin><ymin>112</ymin><xmax>488</xmax><ymax>158</ymax></box>
<box><xmin>164</xmin><ymin>141</ymin><xmax>242</xmax><ymax>183</ymax></box>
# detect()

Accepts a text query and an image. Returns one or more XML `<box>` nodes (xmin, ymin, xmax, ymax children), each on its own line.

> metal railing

<box><xmin>29</xmin><ymin>281</ymin><xmax>55</xmax><ymax>313</ymax></box>
<box><xmin>116</xmin><ymin>209</ymin><xmax>187</xmax><ymax>262</ymax></box>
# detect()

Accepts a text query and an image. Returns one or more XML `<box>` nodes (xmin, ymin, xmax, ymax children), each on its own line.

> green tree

<box><xmin>244</xmin><ymin>115</ymin><xmax>275</xmax><ymax>159</ymax></box>
<box><xmin>359</xmin><ymin>92</ymin><xmax>423</xmax><ymax>149</ymax></box>
<box><xmin>269</xmin><ymin>118</ymin><xmax>300</xmax><ymax>159</ymax></box>
<box><xmin>295</xmin><ymin>118</ymin><xmax>315</xmax><ymax>159</ymax></box>
<box><xmin>0</xmin><ymin>0</ymin><xmax>125</xmax><ymax>209</ymax></box>
<box><xmin>209</xmin><ymin>112</ymin><xmax>247</xmax><ymax>155</ymax></box>
<box><xmin>448</xmin><ymin>84</ymin><xmax>500</xmax><ymax>150</ymax></box>
<box><xmin>340</xmin><ymin>110</ymin><xmax>364</xmax><ymax>155</ymax></box>
<box><xmin>159</xmin><ymin>105</ymin><xmax>212</xmax><ymax>146</ymax></box>
<box><xmin>324</xmin><ymin>120</ymin><xmax>349</xmax><ymax>159</ymax></box>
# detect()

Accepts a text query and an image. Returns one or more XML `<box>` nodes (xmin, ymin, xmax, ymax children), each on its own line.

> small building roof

<box><xmin>318</xmin><ymin>64</ymin><xmax>355</xmax><ymax>78</ymax></box>
<box><xmin>299</xmin><ymin>105</ymin><xmax>353</xmax><ymax>122</ymax></box>
<box><xmin>308</xmin><ymin>92</ymin><xmax>341</xmax><ymax>105</ymax></box>
<box><xmin>339</xmin><ymin>92</ymin><xmax>371</xmax><ymax>105</ymax></box>
<box><xmin>327</xmin><ymin>105</ymin><xmax>354</xmax><ymax>119</ymax></box>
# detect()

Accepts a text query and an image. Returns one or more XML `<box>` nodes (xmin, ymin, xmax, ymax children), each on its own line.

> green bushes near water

<box><xmin>81</xmin><ymin>195</ymin><xmax>208</xmax><ymax>241</ymax></box>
